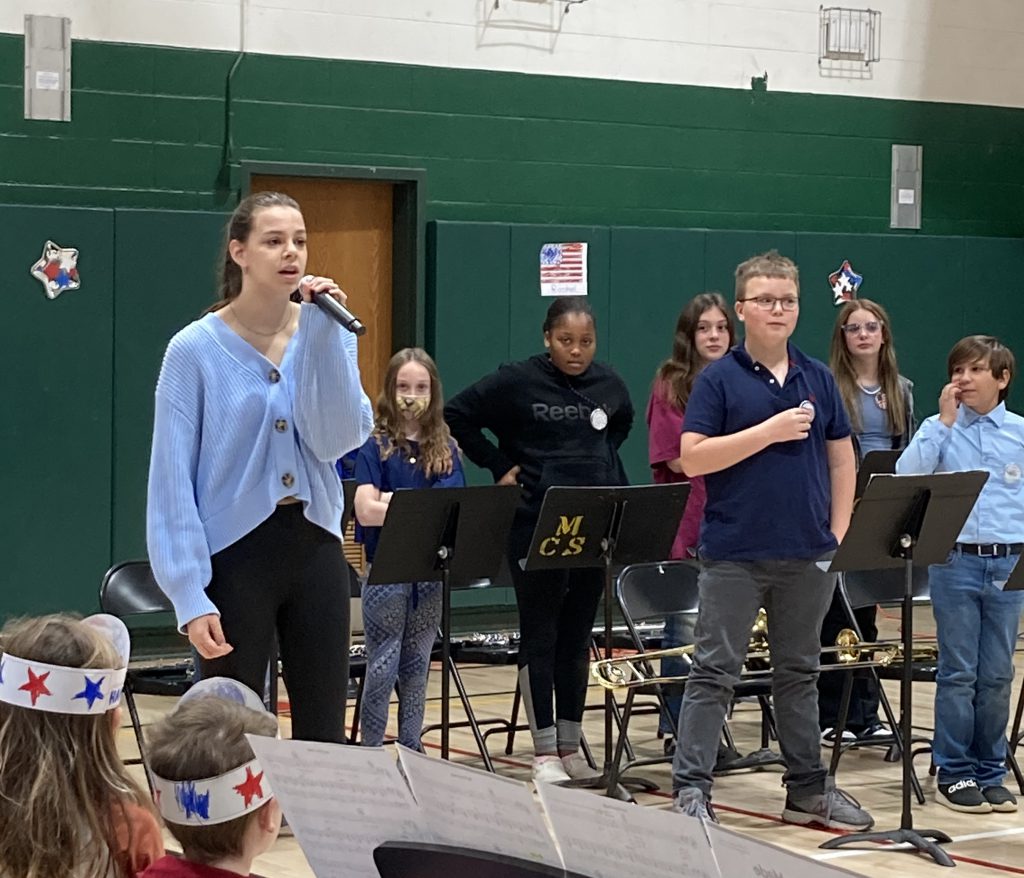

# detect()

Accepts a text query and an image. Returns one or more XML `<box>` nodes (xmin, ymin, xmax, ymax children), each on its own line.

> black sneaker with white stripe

<box><xmin>936</xmin><ymin>778</ymin><xmax>991</xmax><ymax>813</ymax></box>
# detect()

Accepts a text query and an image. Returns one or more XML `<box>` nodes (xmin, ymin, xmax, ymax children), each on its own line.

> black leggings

<box><xmin>508</xmin><ymin>523</ymin><xmax>604</xmax><ymax>731</ymax></box>
<box><xmin>201</xmin><ymin>504</ymin><xmax>350</xmax><ymax>743</ymax></box>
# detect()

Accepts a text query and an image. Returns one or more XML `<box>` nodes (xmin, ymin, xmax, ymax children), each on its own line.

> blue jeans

<box><xmin>659</xmin><ymin>612</ymin><xmax>696</xmax><ymax>734</ymax></box>
<box><xmin>929</xmin><ymin>550</ymin><xmax>1024</xmax><ymax>787</ymax></box>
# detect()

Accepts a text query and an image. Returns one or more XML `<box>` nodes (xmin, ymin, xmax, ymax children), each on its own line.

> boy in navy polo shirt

<box><xmin>670</xmin><ymin>251</ymin><xmax>873</xmax><ymax>830</ymax></box>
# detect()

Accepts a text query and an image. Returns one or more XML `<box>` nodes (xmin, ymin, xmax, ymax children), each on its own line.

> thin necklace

<box><xmin>228</xmin><ymin>302</ymin><xmax>292</xmax><ymax>337</ymax></box>
<box><xmin>857</xmin><ymin>380</ymin><xmax>887</xmax><ymax>410</ymax></box>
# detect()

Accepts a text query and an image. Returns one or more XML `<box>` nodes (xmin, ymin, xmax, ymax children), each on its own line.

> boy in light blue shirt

<box><xmin>897</xmin><ymin>335</ymin><xmax>1024</xmax><ymax>814</ymax></box>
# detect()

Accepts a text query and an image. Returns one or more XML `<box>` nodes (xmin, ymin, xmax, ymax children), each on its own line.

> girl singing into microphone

<box><xmin>445</xmin><ymin>297</ymin><xmax>634</xmax><ymax>783</ymax></box>
<box><xmin>147</xmin><ymin>191</ymin><xmax>372</xmax><ymax>742</ymax></box>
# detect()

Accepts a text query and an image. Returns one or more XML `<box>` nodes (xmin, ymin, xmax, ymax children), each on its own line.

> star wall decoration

<box><xmin>30</xmin><ymin>240</ymin><xmax>81</xmax><ymax>299</ymax></box>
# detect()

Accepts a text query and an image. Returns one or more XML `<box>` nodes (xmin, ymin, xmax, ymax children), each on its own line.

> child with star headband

<box><xmin>0</xmin><ymin>613</ymin><xmax>164</xmax><ymax>878</ymax></box>
<box><xmin>353</xmin><ymin>348</ymin><xmax>464</xmax><ymax>749</ymax></box>
<box><xmin>142</xmin><ymin>680</ymin><xmax>281</xmax><ymax>877</ymax></box>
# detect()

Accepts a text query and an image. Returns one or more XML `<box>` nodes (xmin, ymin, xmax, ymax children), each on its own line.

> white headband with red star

<box><xmin>151</xmin><ymin>758</ymin><xmax>273</xmax><ymax>826</ymax></box>
<box><xmin>0</xmin><ymin>615</ymin><xmax>130</xmax><ymax>715</ymax></box>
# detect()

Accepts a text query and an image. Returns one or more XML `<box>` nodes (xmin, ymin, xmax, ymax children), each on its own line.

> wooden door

<box><xmin>252</xmin><ymin>175</ymin><xmax>394</xmax><ymax>572</ymax></box>
<box><xmin>251</xmin><ymin>175</ymin><xmax>393</xmax><ymax>406</ymax></box>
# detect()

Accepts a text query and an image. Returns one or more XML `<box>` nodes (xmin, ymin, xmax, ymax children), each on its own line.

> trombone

<box><xmin>591</xmin><ymin>623</ymin><xmax>939</xmax><ymax>691</ymax></box>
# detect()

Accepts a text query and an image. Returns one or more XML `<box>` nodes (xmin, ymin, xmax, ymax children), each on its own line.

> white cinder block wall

<box><xmin>3</xmin><ymin>0</ymin><xmax>1024</xmax><ymax>108</ymax></box>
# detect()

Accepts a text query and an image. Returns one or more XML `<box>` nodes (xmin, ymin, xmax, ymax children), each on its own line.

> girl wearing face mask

<box><xmin>353</xmin><ymin>348</ymin><xmax>465</xmax><ymax>749</ymax></box>
<box><xmin>444</xmin><ymin>297</ymin><xmax>635</xmax><ymax>784</ymax></box>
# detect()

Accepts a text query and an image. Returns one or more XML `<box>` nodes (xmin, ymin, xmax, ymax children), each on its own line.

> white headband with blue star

<box><xmin>151</xmin><ymin>758</ymin><xmax>273</xmax><ymax>826</ymax></box>
<box><xmin>0</xmin><ymin>615</ymin><xmax>130</xmax><ymax>715</ymax></box>
<box><xmin>0</xmin><ymin>654</ymin><xmax>127</xmax><ymax>714</ymax></box>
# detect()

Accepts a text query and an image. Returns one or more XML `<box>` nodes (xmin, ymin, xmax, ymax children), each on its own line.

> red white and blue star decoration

<box><xmin>30</xmin><ymin>239</ymin><xmax>81</xmax><ymax>299</ymax></box>
<box><xmin>153</xmin><ymin>758</ymin><xmax>273</xmax><ymax>826</ymax></box>
<box><xmin>828</xmin><ymin>260</ymin><xmax>863</xmax><ymax>306</ymax></box>
<box><xmin>0</xmin><ymin>615</ymin><xmax>129</xmax><ymax>715</ymax></box>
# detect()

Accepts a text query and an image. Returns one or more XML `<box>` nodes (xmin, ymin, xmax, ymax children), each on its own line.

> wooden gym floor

<box><xmin>124</xmin><ymin>607</ymin><xmax>1024</xmax><ymax>877</ymax></box>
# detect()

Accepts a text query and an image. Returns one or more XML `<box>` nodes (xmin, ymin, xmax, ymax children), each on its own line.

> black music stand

<box><xmin>523</xmin><ymin>484</ymin><xmax>690</xmax><ymax>800</ymax></box>
<box><xmin>820</xmin><ymin>470</ymin><xmax>987</xmax><ymax>868</ymax></box>
<box><xmin>368</xmin><ymin>485</ymin><xmax>520</xmax><ymax>761</ymax></box>
<box><xmin>855</xmin><ymin>450</ymin><xmax>902</xmax><ymax>500</ymax></box>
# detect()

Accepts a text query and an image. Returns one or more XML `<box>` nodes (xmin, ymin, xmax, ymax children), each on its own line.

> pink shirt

<box><xmin>646</xmin><ymin>379</ymin><xmax>706</xmax><ymax>560</ymax></box>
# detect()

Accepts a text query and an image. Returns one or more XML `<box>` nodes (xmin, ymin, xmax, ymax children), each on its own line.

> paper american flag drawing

<box><xmin>539</xmin><ymin>242</ymin><xmax>588</xmax><ymax>297</ymax></box>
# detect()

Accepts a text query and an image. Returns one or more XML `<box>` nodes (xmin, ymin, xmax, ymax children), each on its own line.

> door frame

<box><xmin>241</xmin><ymin>161</ymin><xmax>426</xmax><ymax>349</ymax></box>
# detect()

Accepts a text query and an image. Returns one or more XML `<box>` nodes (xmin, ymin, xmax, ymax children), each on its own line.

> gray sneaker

<box><xmin>782</xmin><ymin>780</ymin><xmax>874</xmax><ymax>830</ymax></box>
<box><xmin>671</xmin><ymin>787</ymin><xmax>719</xmax><ymax>823</ymax></box>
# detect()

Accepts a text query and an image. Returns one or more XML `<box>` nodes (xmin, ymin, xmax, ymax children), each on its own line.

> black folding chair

<box><xmin>374</xmin><ymin>842</ymin><xmax>588</xmax><ymax>878</ymax></box>
<box><xmin>99</xmin><ymin>561</ymin><xmax>195</xmax><ymax>794</ymax></box>
<box><xmin>605</xmin><ymin>561</ymin><xmax>783</xmax><ymax>792</ymax></box>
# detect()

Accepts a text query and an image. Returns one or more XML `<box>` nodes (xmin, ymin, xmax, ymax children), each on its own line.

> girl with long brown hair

<box><xmin>0</xmin><ymin>614</ymin><xmax>163</xmax><ymax>878</ymax></box>
<box><xmin>819</xmin><ymin>297</ymin><xmax>915</xmax><ymax>743</ymax></box>
<box><xmin>646</xmin><ymin>292</ymin><xmax>734</xmax><ymax>753</ymax></box>
<box><xmin>147</xmin><ymin>191</ymin><xmax>372</xmax><ymax>743</ymax></box>
<box><xmin>354</xmin><ymin>347</ymin><xmax>465</xmax><ymax>748</ymax></box>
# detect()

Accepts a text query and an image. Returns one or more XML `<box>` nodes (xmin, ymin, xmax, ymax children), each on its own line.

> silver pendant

<box><xmin>590</xmin><ymin>407</ymin><xmax>609</xmax><ymax>431</ymax></box>
<box><xmin>875</xmin><ymin>392</ymin><xmax>887</xmax><ymax>411</ymax></box>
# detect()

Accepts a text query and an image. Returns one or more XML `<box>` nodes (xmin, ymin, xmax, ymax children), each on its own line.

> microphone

<box><xmin>314</xmin><ymin>291</ymin><xmax>367</xmax><ymax>336</ymax></box>
<box><xmin>298</xmin><ymin>276</ymin><xmax>367</xmax><ymax>336</ymax></box>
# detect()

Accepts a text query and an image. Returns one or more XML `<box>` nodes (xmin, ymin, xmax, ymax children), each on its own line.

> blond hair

<box><xmin>146</xmin><ymin>697</ymin><xmax>278</xmax><ymax>865</ymax></box>
<box><xmin>0</xmin><ymin>614</ymin><xmax>155</xmax><ymax>878</ymax></box>
<box><xmin>734</xmin><ymin>250</ymin><xmax>799</xmax><ymax>301</ymax></box>
<box><xmin>373</xmin><ymin>347</ymin><xmax>456</xmax><ymax>477</ymax></box>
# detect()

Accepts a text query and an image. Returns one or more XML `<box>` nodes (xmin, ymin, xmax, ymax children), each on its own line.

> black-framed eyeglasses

<box><xmin>740</xmin><ymin>295</ymin><xmax>799</xmax><ymax>312</ymax></box>
<box><xmin>841</xmin><ymin>321</ymin><xmax>881</xmax><ymax>335</ymax></box>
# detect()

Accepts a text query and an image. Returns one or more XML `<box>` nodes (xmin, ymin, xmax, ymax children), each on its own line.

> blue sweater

<box><xmin>146</xmin><ymin>304</ymin><xmax>372</xmax><ymax>629</ymax></box>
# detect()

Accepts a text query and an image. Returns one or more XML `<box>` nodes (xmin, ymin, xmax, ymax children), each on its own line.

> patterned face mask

<box><xmin>396</xmin><ymin>395</ymin><xmax>430</xmax><ymax>418</ymax></box>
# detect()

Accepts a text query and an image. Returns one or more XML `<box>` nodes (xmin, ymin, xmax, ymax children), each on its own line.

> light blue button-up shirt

<box><xmin>896</xmin><ymin>402</ymin><xmax>1024</xmax><ymax>543</ymax></box>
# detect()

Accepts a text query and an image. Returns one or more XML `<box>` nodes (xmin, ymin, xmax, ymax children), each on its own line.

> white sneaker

<box><xmin>532</xmin><ymin>755</ymin><xmax>571</xmax><ymax>784</ymax></box>
<box><xmin>561</xmin><ymin>752</ymin><xmax>602</xmax><ymax>780</ymax></box>
<box><xmin>820</xmin><ymin>727</ymin><xmax>856</xmax><ymax>744</ymax></box>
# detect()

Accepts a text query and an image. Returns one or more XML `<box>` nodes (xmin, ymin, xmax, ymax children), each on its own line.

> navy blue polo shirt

<box><xmin>354</xmin><ymin>436</ymin><xmax>465</xmax><ymax>563</ymax></box>
<box><xmin>684</xmin><ymin>343</ymin><xmax>851</xmax><ymax>561</ymax></box>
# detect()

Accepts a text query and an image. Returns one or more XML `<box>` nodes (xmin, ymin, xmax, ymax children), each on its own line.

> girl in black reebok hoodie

<box><xmin>444</xmin><ymin>297</ymin><xmax>634</xmax><ymax>784</ymax></box>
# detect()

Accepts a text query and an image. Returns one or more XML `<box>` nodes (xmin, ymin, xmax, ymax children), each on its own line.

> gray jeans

<box><xmin>672</xmin><ymin>557</ymin><xmax>836</xmax><ymax>798</ymax></box>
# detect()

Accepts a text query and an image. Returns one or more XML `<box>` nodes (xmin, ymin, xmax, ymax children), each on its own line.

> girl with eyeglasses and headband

<box><xmin>817</xmin><ymin>297</ymin><xmax>916</xmax><ymax>745</ymax></box>
<box><xmin>353</xmin><ymin>348</ymin><xmax>465</xmax><ymax>750</ymax></box>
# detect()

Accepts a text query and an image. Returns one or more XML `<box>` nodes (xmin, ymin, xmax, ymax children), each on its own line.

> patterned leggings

<box><xmin>360</xmin><ymin>581</ymin><xmax>442</xmax><ymax>749</ymax></box>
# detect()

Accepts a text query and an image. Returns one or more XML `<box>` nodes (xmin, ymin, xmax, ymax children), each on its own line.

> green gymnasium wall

<box><xmin>10</xmin><ymin>204</ymin><xmax>1022</xmax><ymax>618</ymax></box>
<box><xmin>1</xmin><ymin>34</ymin><xmax>1024</xmax><ymax>236</ymax></box>
<box><xmin>432</xmin><ymin>223</ymin><xmax>1024</xmax><ymax>488</ymax></box>
<box><xmin>3</xmin><ymin>34</ymin><xmax>1024</xmax><ymax>617</ymax></box>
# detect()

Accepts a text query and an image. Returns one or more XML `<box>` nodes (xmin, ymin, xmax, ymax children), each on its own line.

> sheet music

<box><xmin>396</xmin><ymin>745</ymin><xmax>563</xmax><ymax>869</ymax></box>
<box><xmin>536</xmin><ymin>782</ymin><xmax>720</xmax><ymax>878</ymax></box>
<box><xmin>706</xmin><ymin>823</ymin><xmax>864</xmax><ymax>878</ymax></box>
<box><xmin>246</xmin><ymin>737</ymin><xmax>429</xmax><ymax>878</ymax></box>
